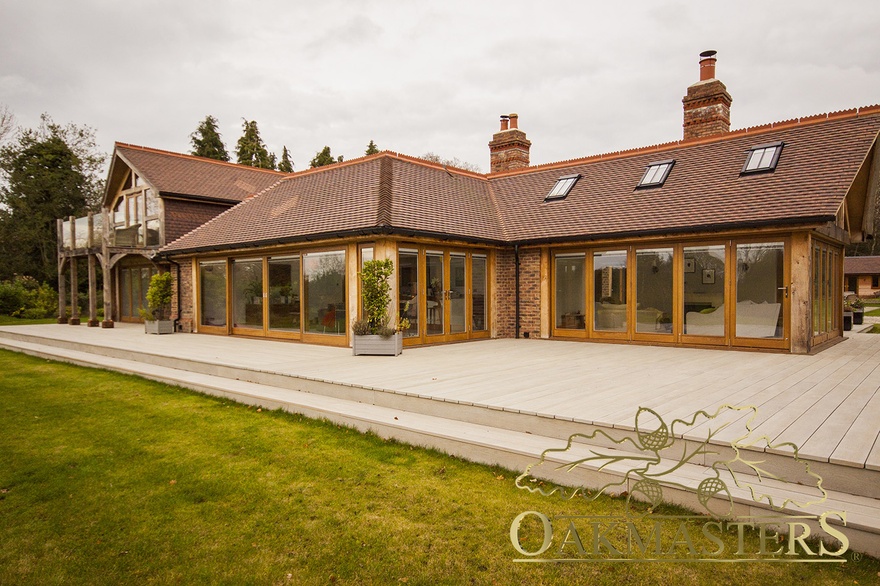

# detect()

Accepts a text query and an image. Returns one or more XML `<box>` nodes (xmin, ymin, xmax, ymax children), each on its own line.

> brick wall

<box><xmin>495</xmin><ymin>249</ymin><xmax>516</xmax><ymax>337</ymax></box>
<box><xmin>494</xmin><ymin>248</ymin><xmax>541</xmax><ymax>338</ymax></box>
<box><xmin>172</xmin><ymin>259</ymin><xmax>194</xmax><ymax>332</ymax></box>
<box><xmin>163</xmin><ymin>199</ymin><xmax>232</xmax><ymax>244</ymax></box>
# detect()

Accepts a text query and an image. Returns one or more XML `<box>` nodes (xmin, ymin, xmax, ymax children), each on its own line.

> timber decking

<box><xmin>1</xmin><ymin>324</ymin><xmax>879</xmax><ymax>471</ymax></box>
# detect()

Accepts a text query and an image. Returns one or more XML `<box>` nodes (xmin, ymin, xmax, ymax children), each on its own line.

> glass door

<box><xmin>681</xmin><ymin>244</ymin><xmax>727</xmax><ymax>345</ymax></box>
<box><xmin>425</xmin><ymin>251</ymin><xmax>445</xmax><ymax>338</ymax></box>
<box><xmin>592</xmin><ymin>250</ymin><xmax>628</xmax><ymax>339</ymax></box>
<box><xmin>232</xmin><ymin>258</ymin><xmax>264</xmax><ymax>334</ymax></box>
<box><xmin>400</xmin><ymin>247</ymin><xmax>488</xmax><ymax>344</ymax></box>
<box><xmin>733</xmin><ymin>241</ymin><xmax>787</xmax><ymax>349</ymax></box>
<box><xmin>449</xmin><ymin>253</ymin><xmax>468</xmax><ymax>338</ymax></box>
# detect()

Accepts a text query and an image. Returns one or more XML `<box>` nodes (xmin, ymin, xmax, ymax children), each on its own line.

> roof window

<box><xmin>742</xmin><ymin>142</ymin><xmax>783</xmax><ymax>174</ymax></box>
<box><xmin>545</xmin><ymin>174</ymin><xmax>581</xmax><ymax>201</ymax></box>
<box><xmin>637</xmin><ymin>160</ymin><xmax>674</xmax><ymax>188</ymax></box>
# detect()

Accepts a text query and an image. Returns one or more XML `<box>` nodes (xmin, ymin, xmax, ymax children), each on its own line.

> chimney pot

<box><xmin>683</xmin><ymin>50</ymin><xmax>731</xmax><ymax>140</ymax></box>
<box><xmin>488</xmin><ymin>112</ymin><xmax>530</xmax><ymax>173</ymax></box>
<box><xmin>699</xmin><ymin>49</ymin><xmax>717</xmax><ymax>81</ymax></box>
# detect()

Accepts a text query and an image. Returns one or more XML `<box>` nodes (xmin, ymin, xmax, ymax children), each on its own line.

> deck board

<box><xmin>3</xmin><ymin>323</ymin><xmax>880</xmax><ymax>472</ymax></box>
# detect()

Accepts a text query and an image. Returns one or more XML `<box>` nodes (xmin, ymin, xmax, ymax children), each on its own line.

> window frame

<box><xmin>544</xmin><ymin>174</ymin><xmax>581</xmax><ymax>201</ymax></box>
<box><xmin>636</xmin><ymin>160</ymin><xmax>675</xmax><ymax>189</ymax></box>
<box><xmin>741</xmin><ymin>141</ymin><xmax>784</xmax><ymax>175</ymax></box>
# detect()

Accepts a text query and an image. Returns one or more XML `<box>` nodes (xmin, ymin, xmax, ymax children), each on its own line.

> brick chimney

<box><xmin>489</xmin><ymin>113</ymin><xmax>531</xmax><ymax>173</ymax></box>
<box><xmin>682</xmin><ymin>50</ymin><xmax>732</xmax><ymax>140</ymax></box>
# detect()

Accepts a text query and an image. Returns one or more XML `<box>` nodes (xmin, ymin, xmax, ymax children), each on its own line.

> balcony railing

<box><xmin>60</xmin><ymin>214</ymin><xmax>103</xmax><ymax>250</ymax></box>
<box><xmin>59</xmin><ymin>213</ymin><xmax>161</xmax><ymax>251</ymax></box>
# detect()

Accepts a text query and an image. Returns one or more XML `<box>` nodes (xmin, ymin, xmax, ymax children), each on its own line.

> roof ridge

<box><xmin>382</xmin><ymin>151</ymin><xmax>488</xmax><ymax>179</ymax></box>
<box><xmin>377</xmin><ymin>156</ymin><xmax>393</xmax><ymax>227</ymax></box>
<box><xmin>114</xmin><ymin>142</ymin><xmax>291</xmax><ymax>176</ymax></box>
<box><xmin>488</xmin><ymin>103</ymin><xmax>880</xmax><ymax>178</ymax></box>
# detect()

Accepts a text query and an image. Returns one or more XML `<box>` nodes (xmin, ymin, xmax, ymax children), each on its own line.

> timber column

<box><xmin>56</xmin><ymin>218</ymin><xmax>67</xmax><ymax>323</ymax></box>
<box><xmin>101</xmin><ymin>208</ymin><xmax>114</xmax><ymax>328</ymax></box>
<box><xmin>87</xmin><ymin>213</ymin><xmax>99</xmax><ymax>326</ymax></box>
<box><xmin>68</xmin><ymin>215</ymin><xmax>80</xmax><ymax>325</ymax></box>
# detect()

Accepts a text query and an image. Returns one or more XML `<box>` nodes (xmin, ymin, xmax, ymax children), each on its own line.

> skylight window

<box><xmin>742</xmin><ymin>142</ymin><xmax>783</xmax><ymax>174</ymax></box>
<box><xmin>637</xmin><ymin>160</ymin><xmax>675</xmax><ymax>188</ymax></box>
<box><xmin>545</xmin><ymin>174</ymin><xmax>581</xmax><ymax>201</ymax></box>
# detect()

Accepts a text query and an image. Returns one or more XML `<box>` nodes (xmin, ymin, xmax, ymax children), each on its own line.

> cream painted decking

<box><xmin>2</xmin><ymin>322</ymin><xmax>879</xmax><ymax>471</ymax></box>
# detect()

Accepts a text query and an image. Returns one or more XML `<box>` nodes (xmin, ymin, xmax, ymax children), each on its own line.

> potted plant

<box><xmin>850</xmin><ymin>296</ymin><xmax>865</xmax><ymax>325</ymax></box>
<box><xmin>139</xmin><ymin>271</ymin><xmax>174</xmax><ymax>334</ymax></box>
<box><xmin>843</xmin><ymin>300</ymin><xmax>854</xmax><ymax>332</ymax></box>
<box><xmin>352</xmin><ymin>258</ymin><xmax>406</xmax><ymax>356</ymax></box>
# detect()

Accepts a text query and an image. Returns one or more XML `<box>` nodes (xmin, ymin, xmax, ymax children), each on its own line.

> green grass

<box><xmin>0</xmin><ymin>349</ymin><xmax>877</xmax><ymax>585</ymax></box>
<box><xmin>864</xmin><ymin>307</ymin><xmax>880</xmax><ymax>317</ymax></box>
<box><xmin>0</xmin><ymin>315</ymin><xmax>58</xmax><ymax>326</ymax></box>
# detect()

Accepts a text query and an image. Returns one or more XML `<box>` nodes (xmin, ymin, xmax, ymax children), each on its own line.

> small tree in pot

<box><xmin>139</xmin><ymin>271</ymin><xmax>174</xmax><ymax>334</ymax></box>
<box><xmin>352</xmin><ymin>258</ymin><xmax>405</xmax><ymax>355</ymax></box>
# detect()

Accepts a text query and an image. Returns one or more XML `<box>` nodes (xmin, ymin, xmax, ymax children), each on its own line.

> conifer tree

<box><xmin>309</xmin><ymin>146</ymin><xmax>343</xmax><ymax>168</ymax></box>
<box><xmin>278</xmin><ymin>145</ymin><xmax>294</xmax><ymax>172</ymax></box>
<box><xmin>189</xmin><ymin>115</ymin><xmax>229</xmax><ymax>161</ymax></box>
<box><xmin>365</xmin><ymin>140</ymin><xmax>379</xmax><ymax>155</ymax></box>
<box><xmin>235</xmin><ymin>119</ymin><xmax>276</xmax><ymax>169</ymax></box>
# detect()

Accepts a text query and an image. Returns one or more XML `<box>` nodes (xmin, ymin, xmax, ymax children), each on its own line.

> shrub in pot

<box><xmin>139</xmin><ymin>271</ymin><xmax>174</xmax><ymax>334</ymax></box>
<box><xmin>352</xmin><ymin>259</ymin><xmax>406</xmax><ymax>355</ymax></box>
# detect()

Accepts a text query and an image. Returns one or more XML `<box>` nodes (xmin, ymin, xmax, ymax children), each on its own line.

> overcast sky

<box><xmin>2</xmin><ymin>1</ymin><xmax>879</xmax><ymax>174</ymax></box>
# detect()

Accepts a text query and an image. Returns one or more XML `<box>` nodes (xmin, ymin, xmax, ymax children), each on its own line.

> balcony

<box><xmin>59</xmin><ymin>214</ymin><xmax>103</xmax><ymax>251</ymax></box>
<box><xmin>59</xmin><ymin>213</ymin><xmax>161</xmax><ymax>253</ymax></box>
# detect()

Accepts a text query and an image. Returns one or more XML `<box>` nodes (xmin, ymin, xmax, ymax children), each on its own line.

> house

<box><xmin>845</xmin><ymin>256</ymin><xmax>880</xmax><ymax>297</ymax></box>
<box><xmin>56</xmin><ymin>144</ymin><xmax>286</xmax><ymax>323</ymax></box>
<box><xmin>58</xmin><ymin>52</ymin><xmax>880</xmax><ymax>354</ymax></box>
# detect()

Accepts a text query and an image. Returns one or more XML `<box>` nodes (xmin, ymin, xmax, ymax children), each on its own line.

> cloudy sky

<box><xmin>2</xmin><ymin>1</ymin><xmax>879</xmax><ymax>174</ymax></box>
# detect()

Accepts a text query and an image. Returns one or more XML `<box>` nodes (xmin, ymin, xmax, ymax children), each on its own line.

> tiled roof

<box><xmin>845</xmin><ymin>256</ymin><xmax>880</xmax><ymax>275</ymax></box>
<box><xmin>158</xmin><ymin>107</ymin><xmax>880</xmax><ymax>255</ymax></box>
<box><xmin>115</xmin><ymin>143</ymin><xmax>288</xmax><ymax>203</ymax></box>
<box><xmin>161</xmin><ymin>154</ymin><xmax>504</xmax><ymax>253</ymax></box>
<box><xmin>492</xmin><ymin>111</ymin><xmax>880</xmax><ymax>243</ymax></box>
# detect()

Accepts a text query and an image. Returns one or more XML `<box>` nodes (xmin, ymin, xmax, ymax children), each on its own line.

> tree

<box><xmin>421</xmin><ymin>152</ymin><xmax>482</xmax><ymax>173</ymax></box>
<box><xmin>189</xmin><ymin>115</ymin><xmax>229</xmax><ymax>161</ymax></box>
<box><xmin>309</xmin><ymin>146</ymin><xmax>344</xmax><ymax>168</ymax></box>
<box><xmin>0</xmin><ymin>104</ymin><xmax>14</xmax><ymax>145</ymax></box>
<box><xmin>278</xmin><ymin>145</ymin><xmax>294</xmax><ymax>173</ymax></box>
<box><xmin>0</xmin><ymin>114</ymin><xmax>106</xmax><ymax>284</ymax></box>
<box><xmin>365</xmin><ymin>140</ymin><xmax>379</xmax><ymax>156</ymax></box>
<box><xmin>235</xmin><ymin>119</ymin><xmax>276</xmax><ymax>169</ymax></box>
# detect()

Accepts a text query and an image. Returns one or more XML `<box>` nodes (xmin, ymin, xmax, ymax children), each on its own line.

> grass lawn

<box><xmin>1</xmin><ymin>349</ymin><xmax>877</xmax><ymax>585</ymax></box>
<box><xmin>0</xmin><ymin>315</ymin><xmax>59</xmax><ymax>326</ymax></box>
<box><xmin>865</xmin><ymin>307</ymin><xmax>880</xmax><ymax>317</ymax></box>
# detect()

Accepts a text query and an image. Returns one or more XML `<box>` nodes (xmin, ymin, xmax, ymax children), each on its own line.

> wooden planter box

<box><xmin>144</xmin><ymin>320</ymin><xmax>174</xmax><ymax>335</ymax></box>
<box><xmin>352</xmin><ymin>333</ymin><xmax>402</xmax><ymax>356</ymax></box>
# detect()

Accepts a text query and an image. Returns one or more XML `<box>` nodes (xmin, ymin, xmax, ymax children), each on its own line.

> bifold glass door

<box><xmin>399</xmin><ymin>247</ymin><xmax>489</xmax><ymax>344</ymax></box>
<box><xmin>197</xmin><ymin>250</ymin><xmax>346</xmax><ymax>344</ymax></box>
<box><xmin>552</xmin><ymin>239</ymin><xmax>789</xmax><ymax>349</ymax></box>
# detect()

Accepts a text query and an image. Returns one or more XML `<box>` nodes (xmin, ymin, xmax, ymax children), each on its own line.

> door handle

<box><xmin>778</xmin><ymin>286</ymin><xmax>789</xmax><ymax>299</ymax></box>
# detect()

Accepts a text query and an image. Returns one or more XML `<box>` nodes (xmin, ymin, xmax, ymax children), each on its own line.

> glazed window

<box><xmin>545</xmin><ymin>174</ymin><xmax>581</xmax><ymax>201</ymax></box>
<box><xmin>637</xmin><ymin>160</ymin><xmax>674</xmax><ymax>188</ymax></box>
<box><xmin>742</xmin><ymin>142</ymin><xmax>783</xmax><ymax>174</ymax></box>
